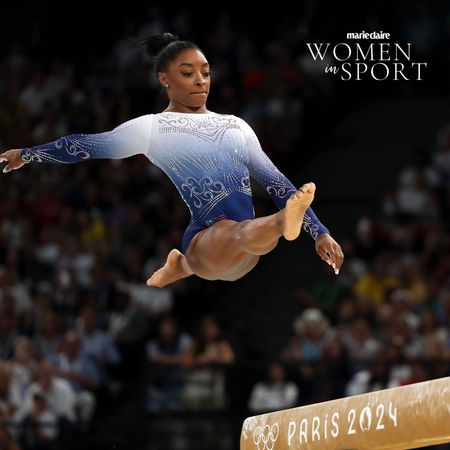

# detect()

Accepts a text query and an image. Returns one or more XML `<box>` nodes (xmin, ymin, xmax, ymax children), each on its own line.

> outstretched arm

<box><xmin>240</xmin><ymin>118</ymin><xmax>344</xmax><ymax>272</ymax></box>
<box><xmin>0</xmin><ymin>115</ymin><xmax>153</xmax><ymax>171</ymax></box>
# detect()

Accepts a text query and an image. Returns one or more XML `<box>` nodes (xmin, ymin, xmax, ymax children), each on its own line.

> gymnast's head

<box><xmin>138</xmin><ymin>33</ymin><xmax>210</xmax><ymax>113</ymax></box>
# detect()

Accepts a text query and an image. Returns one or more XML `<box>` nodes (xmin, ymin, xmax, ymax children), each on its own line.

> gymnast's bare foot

<box><xmin>282</xmin><ymin>182</ymin><xmax>316</xmax><ymax>241</ymax></box>
<box><xmin>147</xmin><ymin>249</ymin><xmax>193</xmax><ymax>288</ymax></box>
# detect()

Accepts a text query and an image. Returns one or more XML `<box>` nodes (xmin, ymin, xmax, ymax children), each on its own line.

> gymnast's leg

<box><xmin>147</xmin><ymin>182</ymin><xmax>315</xmax><ymax>287</ymax></box>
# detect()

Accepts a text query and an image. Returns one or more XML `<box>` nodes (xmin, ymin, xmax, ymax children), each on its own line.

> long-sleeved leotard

<box><xmin>21</xmin><ymin>112</ymin><xmax>329</xmax><ymax>253</ymax></box>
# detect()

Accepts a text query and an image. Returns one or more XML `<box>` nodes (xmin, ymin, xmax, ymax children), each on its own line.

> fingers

<box><xmin>324</xmin><ymin>247</ymin><xmax>343</xmax><ymax>274</ymax></box>
<box><xmin>327</xmin><ymin>251</ymin><xmax>340</xmax><ymax>274</ymax></box>
<box><xmin>334</xmin><ymin>245</ymin><xmax>345</xmax><ymax>270</ymax></box>
<box><xmin>2</xmin><ymin>164</ymin><xmax>24</xmax><ymax>174</ymax></box>
<box><xmin>0</xmin><ymin>151</ymin><xmax>11</xmax><ymax>173</ymax></box>
<box><xmin>317</xmin><ymin>247</ymin><xmax>330</xmax><ymax>264</ymax></box>
<box><xmin>0</xmin><ymin>154</ymin><xmax>9</xmax><ymax>172</ymax></box>
<box><xmin>316</xmin><ymin>237</ymin><xmax>344</xmax><ymax>275</ymax></box>
<box><xmin>2</xmin><ymin>163</ymin><xmax>16</xmax><ymax>174</ymax></box>
<box><xmin>0</xmin><ymin>150</ymin><xmax>25</xmax><ymax>174</ymax></box>
<box><xmin>317</xmin><ymin>247</ymin><xmax>339</xmax><ymax>274</ymax></box>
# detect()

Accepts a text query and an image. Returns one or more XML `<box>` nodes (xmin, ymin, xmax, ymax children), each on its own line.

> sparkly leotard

<box><xmin>21</xmin><ymin>112</ymin><xmax>329</xmax><ymax>253</ymax></box>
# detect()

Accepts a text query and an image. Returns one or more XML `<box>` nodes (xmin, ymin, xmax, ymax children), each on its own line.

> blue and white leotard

<box><xmin>21</xmin><ymin>112</ymin><xmax>329</xmax><ymax>253</ymax></box>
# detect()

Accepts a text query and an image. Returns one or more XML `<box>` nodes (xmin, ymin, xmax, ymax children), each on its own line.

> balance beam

<box><xmin>241</xmin><ymin>377</ymin><xmax>450</xmax><ymax>450</ymax></box>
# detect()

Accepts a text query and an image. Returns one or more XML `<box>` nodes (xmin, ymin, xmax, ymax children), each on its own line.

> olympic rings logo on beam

<box><xmin>253</xmin><ymin>423</ymin><xmax>279</xmax><ymax>450</ymax></box>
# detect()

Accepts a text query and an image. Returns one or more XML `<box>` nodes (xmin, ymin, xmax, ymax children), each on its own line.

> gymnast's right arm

<box><xmin>0</xmin><ymin>115</ymin><xmax>153</xmax><ymax>173</ymax></box>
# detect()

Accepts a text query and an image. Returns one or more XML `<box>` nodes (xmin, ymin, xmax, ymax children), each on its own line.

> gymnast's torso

<box><xmin>148</xmin><ymin>112</ymin><xmax>257</xmax><ymax>242</ymax></box>
<box><xmin>21</xmin><ymin>111</ymin><xmax>329</xmax><ymax>253</ymax></box>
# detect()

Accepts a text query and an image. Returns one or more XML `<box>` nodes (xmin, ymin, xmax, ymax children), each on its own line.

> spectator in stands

<box><xmin>433</xmin><ymin>122</ymin><xmax>450</xmax><ymax>186</ymax></box>
<box><xmin>9</xmin><ymin>337</ymin><xmax>39</xmax><ymax>408</ymax></box>
<box><xmin>17</xmin><ymin>361</ymin><xmax>75</xmax><ymax>450</ymax></box>
<box><xmin>345</xmin><ymin>357</ymin><xmax>399</xmax><ymax>397</ymax></box>
<box><xmin>146</xmin><ymin>316</ymin><xmax>192</xmax><ymax>412</ymax></box>
<box><xmin>0</xmin><ymin>412</ymin><xmax>21</xmax><ymax>450</ymax></box>
<box><xmin>296</xmin><ymin>263</ymin><xmax>347</xmax><ymax>310</ymax></box>
<box><xmin>319</xmin><ymin>336</ymin><xmax>351</xmax><ymax>400</ymax></box>
<box><xmin>0</xmin><ymin>311</ymin><xmax>20</xmax><ymax>361</ymax></box>
<box><xmin>0</xmin><ymin>363</ymin><xmax>21</xmax><ymax>423</ymax></box>
<box><xmin>396</xmin><ymin>171</ymin><xmax>439</xmax><ymax>219</ymax></box>
<box><xmin>19</xmin><ymin>361</ymin><xmax>76</xmax><ymax>425</ymax></box>
<box><xmin>397</xmin><ymin>148</ymin><xmax>440</xmax><ymax>193</ymax></box>
<box><xmin>183</xmin><ymin>316</ymin><xmax>234</xmax><ymax>367</ymax></box>
<box><xmin>19</xmin><ymin>390</ymin><xmax>58</xmax><ymax>450</ymax></box>
<box><xmin>280</xmin><ymin>308</ymin><xmax>333</xmax><ymax>403</ymax></box>
<box><xmin>47</xmin><ymin>331</ymin><xmax>98</xmax><ymax>428</ymax></box>
<box><xmin>342</xmin><ymin>318</ymin><xmax>380</xmax><ymax>370</ymax></box>
<box><xmin>281</xmin><ymin>308</ymin><xmax>331</xmax><ymax>363</ymax></box>
<box><xmin>182</xmin><ymin>316</ymin><xmax>234</xmax><ymax>410</ymax></box>
<box><xmin>399</xmin><ymin>360</ymin><xmax>429</xmax><ymax>386</ymax></box>
<box><xmin>354</xmin><ymin>254</ymin><xmax>400</xmax><ymax>305</ymax></box>
<box><xmin>76</xmin><ymin>306</ymin><xmax>121</xmax><ymax>384</ymax></box>
<box><xmin>34</xmin><ymin>312</ymin><xmax>62</xmax><ymax>360</ymax></box>
<box><xmin>247</xmin><ymin>362</ymin><xmax>298</xmax><ymax>413</ymax></box>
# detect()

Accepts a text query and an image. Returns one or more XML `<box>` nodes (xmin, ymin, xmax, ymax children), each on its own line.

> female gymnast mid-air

<box><xmin>0</xmin><ymin>33</ymin><xmax>344</xmax><ymax>288</ymax></box>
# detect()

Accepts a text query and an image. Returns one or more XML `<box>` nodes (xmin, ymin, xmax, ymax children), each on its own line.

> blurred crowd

<box><xmin>271</xmin><ymin>122</ymin><xmax>450</xmax><ymax>408</ymax></box>
<box><xmin>0</xmin><ymin>2</ymin><xmax>449</xmax><ymax>449</ymax></box>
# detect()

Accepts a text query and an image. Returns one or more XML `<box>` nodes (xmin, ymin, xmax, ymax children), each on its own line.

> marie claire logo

<box><xmin>306</xmin><ymin>31</ymin><xmax>427</xmax><ymax>81</ymax></box>
<box><xmin>253</xmin><ymin>423</ymin><xmax>279</xmax><ymax>450</ymax></box>
<box><xmin>347</xmin><ymin>31</ymin><xmax>390</xmax><ymax>39</ymax></box>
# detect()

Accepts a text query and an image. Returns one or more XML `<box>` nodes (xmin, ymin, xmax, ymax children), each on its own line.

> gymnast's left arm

<box><xmin>0</xmin><ymin>115</ymin><xmax>153</xmax><ymax>170</ymax></box>
<box><xmin>240</xmin><ymin>118</ymin><xmax>344</xmax><ymax>273</ymax></box>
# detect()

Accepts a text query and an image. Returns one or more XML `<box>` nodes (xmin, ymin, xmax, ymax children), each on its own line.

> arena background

<box><xmin>0</xmin><ymin>1</ymin><xmax>449</xmax><ymax>449</ymax></box>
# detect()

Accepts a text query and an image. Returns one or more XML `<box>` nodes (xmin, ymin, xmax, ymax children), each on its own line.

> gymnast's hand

<box><xmin>0</xmin><ymin>149</ymin><xmax>28</xmax><ymax>173</ymax></box>
<box><xmin>315</xmin><ymin>233</ymin><xmax>344</xmax><ymax>275</ymax></box>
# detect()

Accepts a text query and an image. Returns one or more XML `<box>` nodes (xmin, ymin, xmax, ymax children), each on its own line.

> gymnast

<box><xmin>0</xmin><ymin>33</ymin><xmax>344</xmax><ymax>288</ymax></box>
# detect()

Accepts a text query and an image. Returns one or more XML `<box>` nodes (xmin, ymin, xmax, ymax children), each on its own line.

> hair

<box><xmin>136</xmin><ymin>32</ymin><xmax>202</xmax><ymax>77</ymax></box>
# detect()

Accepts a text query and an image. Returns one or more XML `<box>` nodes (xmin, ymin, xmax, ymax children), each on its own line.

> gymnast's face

<box><xmin>159</xmin><ymin>48</ymin><xmax>211</xmax><ymax>113</ymax></box>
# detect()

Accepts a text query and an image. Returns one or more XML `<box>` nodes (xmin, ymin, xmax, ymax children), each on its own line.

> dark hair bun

<box><xmin>133</xmin><ymin>32</ymin><xmax>200</xmax><ymax>75</ymax></box>
<box><xmin>138</xmin><ymin>33</ymin><xmax>179</xmax><ymax>62</ymax></box>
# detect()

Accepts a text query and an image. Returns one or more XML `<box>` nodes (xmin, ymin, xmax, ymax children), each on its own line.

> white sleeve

<box><xmin>21</xmin><ymin>115</ymin><xmax>153</xmax><ymax>163</ymax></box>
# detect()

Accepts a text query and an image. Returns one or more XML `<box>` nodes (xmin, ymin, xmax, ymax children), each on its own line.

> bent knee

<box><xmin>184</xmin><ymin>220</ymin><xmax>254</xmax><ymax>277</ymax></box>
<box><xmin>236</xmin><ymin>220</ymin><xmax>278</xmax><ymax>255</ymax></box>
